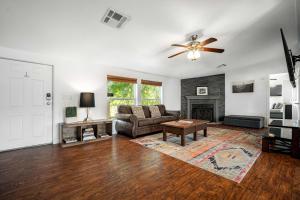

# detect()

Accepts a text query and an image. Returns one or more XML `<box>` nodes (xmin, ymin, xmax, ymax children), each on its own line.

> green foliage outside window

<box><xmin>108</xmin><ymin>81</ymin><xmax>135</xmax><ymax>118</ymax></box>
<box><xmin>141</xmin><ymin>84</ymin><xmax>161</xmax><ymax>106</ymax></box>
<box><xmin>107</xmin><ymin>81</ymin><xmax>134</xmax><ymax>98</ymax></box>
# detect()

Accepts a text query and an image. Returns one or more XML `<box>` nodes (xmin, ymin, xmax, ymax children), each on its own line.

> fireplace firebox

<box><xmin>186</xmin><ymin>95</ymin><xmax>221</xmax><ymax>122</ymax></box>
<box><xmin>191</xmin><ymin>104</ymin><xmax>214</xmax><ymax>121</ymax></box>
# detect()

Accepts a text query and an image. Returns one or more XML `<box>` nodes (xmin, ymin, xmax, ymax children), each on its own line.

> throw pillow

<box><xmin>131</xmin><ymin>106</ymin><xmax>145</xmax><ymax>119</ymax></box>
<box><xmin>156</xmin><ymin>104</ymin><xmax>167</xmax><ymax>116</ymax></box>
<box><xmin>149</xmin><ymin>106</ymin><xmax>161</xmax><ymax>118</ymax></box>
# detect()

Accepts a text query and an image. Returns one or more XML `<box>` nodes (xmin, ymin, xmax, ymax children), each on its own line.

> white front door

<box><xmin>0</xmin><ymin>59</ymin><xmax>53</xmax><ymax>151</ymax></box>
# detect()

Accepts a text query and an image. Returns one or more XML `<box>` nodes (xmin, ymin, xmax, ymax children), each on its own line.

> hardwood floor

<box><xmin>0</xmin><ymin>126</ymin><xmax>300</xmax><ymax>200</ymax></box>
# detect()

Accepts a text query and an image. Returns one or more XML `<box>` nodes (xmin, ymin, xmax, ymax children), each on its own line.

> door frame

<box><xmin>0</xmin><ymin>56</ymin><xmax>54</xmax><ymax>147</ymax></box>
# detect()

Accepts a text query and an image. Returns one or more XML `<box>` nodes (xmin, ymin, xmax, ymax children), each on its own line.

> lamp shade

<box><xmin>80</xmin><ymin>92</ymin><xmax>95</xmax><ymax>108</ymax></box>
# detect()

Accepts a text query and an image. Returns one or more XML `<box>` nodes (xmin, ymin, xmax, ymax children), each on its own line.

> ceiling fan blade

<box><xmin>168</xmin><ymin>50</ymin><xmax>189</xmax><ymax>58</ymax></box>
<box><xmin>199</xmin><ymin>38</ymin><xmax>217</xmax><ymax>46</ymax></box>
<box><xmin>200</xmin><ymin>47</ymin><xmax>224</xmax><ymax>53</ymax></box>
<box><xmin>171</xmin><ymin>44</ymin><xmax>189</xmax><ymax>48</ymax></box>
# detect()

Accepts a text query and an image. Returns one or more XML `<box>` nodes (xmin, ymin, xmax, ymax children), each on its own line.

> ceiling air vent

<box><xmin>101</xmin><ymin>8</ymin><xmax>130</xmax><ymax>28</ymax></box>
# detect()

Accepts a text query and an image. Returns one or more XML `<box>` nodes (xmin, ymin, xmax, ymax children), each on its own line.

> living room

<box><xmin>0</xmin><ymin>0</ymin><xmax>300</xmax><ymax>199</ymax></box>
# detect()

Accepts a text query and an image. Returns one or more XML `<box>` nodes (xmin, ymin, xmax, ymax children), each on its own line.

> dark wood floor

<box><xmin>0</xmin><ymin>125</ymin><xmax>300</xmax><ymax>200</ymax></box>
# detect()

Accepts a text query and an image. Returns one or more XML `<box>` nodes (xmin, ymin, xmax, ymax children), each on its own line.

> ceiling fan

<box><xmin>168</xmin><ymin>35</ymin><xmax>224</xmax><ymax>60</ymax></box>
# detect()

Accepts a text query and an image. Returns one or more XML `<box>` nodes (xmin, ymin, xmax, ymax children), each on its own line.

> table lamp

<box><xmin>80</xmin><ymin>92</ymin><xmax>95</xmax><ymax>122</ymax></box>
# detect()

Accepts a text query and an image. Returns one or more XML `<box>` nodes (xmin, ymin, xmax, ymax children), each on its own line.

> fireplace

<box><xmin>186</xmin><ymin>95</ymin><xmax>221</xmax><ymax>122</ymax></box>
<box><xmin>192</xmin><ymin>104</ymin><xmax>214</xmax><ymax>121</ymax></box>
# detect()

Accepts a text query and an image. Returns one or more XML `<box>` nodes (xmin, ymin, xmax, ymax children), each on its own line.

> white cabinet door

<box><xmin>0</xmin><ymin>59</ymin><xmax>53</xmax><ymax>151</ymax></box>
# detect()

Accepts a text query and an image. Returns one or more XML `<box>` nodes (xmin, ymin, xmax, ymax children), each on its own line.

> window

<box><xmin>107</xmin><ymin>75</ymin><xmax>137</xmax><ymax>118</ymax></box>
<box><xmin>141</xmin><ymin>80</ymin><xmax>162</xmax><ymax>106</ymax></box>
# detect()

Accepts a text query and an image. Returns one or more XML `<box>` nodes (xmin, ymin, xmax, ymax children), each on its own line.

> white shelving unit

<box><xmin>269</xmin><ymin>73</ymin><xmax>295</xmax><ymax>137</ymax></box>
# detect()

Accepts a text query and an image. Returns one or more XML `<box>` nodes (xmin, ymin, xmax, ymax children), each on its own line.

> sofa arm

<box><xmin>115</xmin><ymin>114</ymin><xmax>138</xmax><ymax>123</ymax></box>
<box><xmin>165</xmin><ymin>110</ymin><xmax>181</xmax><ymax>119</ymax></box>
<box><xmin>115</xmin><ymin>114</ymin><xmax>139</xmax><ymax>138</ymax></box>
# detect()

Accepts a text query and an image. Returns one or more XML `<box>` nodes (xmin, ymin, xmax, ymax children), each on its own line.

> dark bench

<box><xmin>224</xmin><ymin>115</ymin><xmax>265</xmax><ymax>129</ymax></box>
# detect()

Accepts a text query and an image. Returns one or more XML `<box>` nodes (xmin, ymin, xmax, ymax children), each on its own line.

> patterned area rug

<box><xmin>131</xmin><ymin>127</ymin><xmax>262</xmax><ymax>183</ymax></box>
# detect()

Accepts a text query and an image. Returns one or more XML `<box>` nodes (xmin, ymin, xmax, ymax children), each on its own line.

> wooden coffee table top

<box><xmin>161</xmin><ymin>119</ymin><xmax>209</xmax><ymax>129</ymax></box>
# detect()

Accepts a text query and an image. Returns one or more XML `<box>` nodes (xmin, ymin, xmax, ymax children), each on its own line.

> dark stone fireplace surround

<box><xmin>186</xmin><ymin>96</ymin><xmax>221</xmax><ymax>122</ymax></box>
<box><xmin>181</xmin><ymin>74</ymin><xmax>225</xmax><ymax>121</ymax></box>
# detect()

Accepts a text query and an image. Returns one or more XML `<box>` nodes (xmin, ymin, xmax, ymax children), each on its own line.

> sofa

<box><xmin>115</xmin><ymin>105</ymin><xmax>180</xmax><ymax>138</ymax></box>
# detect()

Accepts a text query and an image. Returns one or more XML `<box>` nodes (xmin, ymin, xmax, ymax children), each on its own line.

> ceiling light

<box><xmin>187</xmin><ymin>50</ymin><xmax>201</xmax><ymax>61</ymax></box>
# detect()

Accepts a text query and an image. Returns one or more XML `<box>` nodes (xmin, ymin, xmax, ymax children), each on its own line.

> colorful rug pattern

<box><xmin>131</xmin><ymin>127</ymin><xmax>262</xmax><ymax>183</ymax></box>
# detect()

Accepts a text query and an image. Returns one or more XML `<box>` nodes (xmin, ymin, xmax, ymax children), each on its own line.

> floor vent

<box><xmin>101</xmin><ymin>8</ymin><xmax>130</xmax><ymax>28</ymax></box>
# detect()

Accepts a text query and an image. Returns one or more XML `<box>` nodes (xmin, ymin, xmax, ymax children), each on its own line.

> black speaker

<box><xmin>285</xmin><ymin>104</ymin><xmax>292</xmax><ymax>119</ymax></box>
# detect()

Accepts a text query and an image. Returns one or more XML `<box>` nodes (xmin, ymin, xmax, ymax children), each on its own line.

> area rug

<box><xmin>131</xmin><ymin>127</ymin><xmax>262</xmax><ymax>183</ymax></box>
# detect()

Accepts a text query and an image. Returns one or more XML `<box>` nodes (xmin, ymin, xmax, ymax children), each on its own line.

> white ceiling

<box><xmin>0</xmin><ymin>0</ymin><xmax>298</xmax><ymax>78</ymax></box>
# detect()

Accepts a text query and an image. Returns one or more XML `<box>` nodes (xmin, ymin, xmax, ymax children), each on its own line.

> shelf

<box><xmin>61</xmin><ymin>136</ymin><xmax>111</xmax><ymax>148</ymax></box>
<box><xmin>60</xmin><ymin>120</ymin><xmax>113</xmax><ymax>148</ymax></box>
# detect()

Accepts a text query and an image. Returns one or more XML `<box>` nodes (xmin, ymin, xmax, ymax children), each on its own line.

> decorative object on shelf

<box><xmin>65</xmin><ymin>106</ymin><xmax>78</xmax><ymax>124</ymax></box>
<box><xmin>232</xmin><ymin>80</ymin><xmax>254</xmax><ymax>93</ymax></box>
<box><xmin>63</xmin><ymin>137</ymin><xmax>78</xmax><ymax>144</ymax></box>
<box><xmin>80</xmin><ymin>92</ymin><xmax>95</xmax><ymax>122</ymax></box>
<box><xmin>274</xmin><ymin>103</ymin><xmax>283</xmax><ymax>109</ymax></box>
<box><xmin>196</xmin><ymin>87</ymin><xmax>208</xmax><ymax>95</ymax></box>
<box><xmin>60</xmin><ymin>119</ymin><xmax>113</xmax><ymax>148</ymax></box>
<box><xmin>82</xmin><ymin>127</ymin><xmax>96</xmax><ymax>141</ymax></box>
<box><xmin>168</xmin><ymin>35</ymin><xmax>224</xmax><ymax>61</ymax></box>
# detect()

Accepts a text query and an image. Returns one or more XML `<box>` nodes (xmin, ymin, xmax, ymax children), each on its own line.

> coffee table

<box><xmin>161</xmin><ymin>119</ymin><xmax>209</xmax><ymax>146</ymax></box>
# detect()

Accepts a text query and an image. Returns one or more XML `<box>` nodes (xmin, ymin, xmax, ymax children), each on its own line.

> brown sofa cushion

<box><xmin>156</xmin><ymin>105</ymin><xmax>167</xmax><ymax>116</ymax></box>
<box><xmin>138</xmin><ymin>116</ymin><xmax>176</xmax><ymax>127</ymax></box>
<box><xmin>142</xmin><ymin>106</ymin><xmax>151</xmax><ymax>118</ymax></box>
<box><xmin>138</xmin><ymin>118</ymin><xmax>154</xmax><ymax>126</ymax></box>
<box><xmin>153</xmin><ymin>116</ymin><xmax>177</xmax><ymax>124</ymax></box>
<box><xmin>118</xmin><ymin>105</ymin><xmax>132</xmax><ymax>114</ymax></box>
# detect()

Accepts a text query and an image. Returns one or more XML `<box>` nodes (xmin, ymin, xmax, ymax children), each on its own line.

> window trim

<box><xmin>107</xmin><ymin>75</ymin><xmax>137</xmax><ymax>84</ymax></box>
<box><xmin>141</xmin><ymin>79</ymin><xmax>162</xmax><ymax>86</ymax></box>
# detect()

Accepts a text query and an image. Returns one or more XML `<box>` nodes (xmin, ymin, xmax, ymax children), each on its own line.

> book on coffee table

<box><xmin>178</xmin><ymin>120</ymin><xmax>193</xmax><ymax>124</ymax></box>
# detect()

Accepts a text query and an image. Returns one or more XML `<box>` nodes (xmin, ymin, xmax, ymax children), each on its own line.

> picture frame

<box><xmin>196</xmin><ymin>87</ymin><xmax>208</xmax><ymax>95</ymax></box>
<box><xmin>232</xmin><ymin>80</ymin><xmax>254</xmax><ymax>93</ymax></box>
<box><xmin>65</xmin><ymin>107</ymin><xmax>78</xmax><ymax>124</ymax></box>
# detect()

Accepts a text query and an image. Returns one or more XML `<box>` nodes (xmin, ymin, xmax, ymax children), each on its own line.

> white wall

<box><xmin>225</xmin><ymin>59</ymin><xmax>287</xmax><ymax>119</ymax></box>
<box><xmin>0</xmin><ymin>47</ymin><xmax>181</xmax><ymax>144</ymax></box>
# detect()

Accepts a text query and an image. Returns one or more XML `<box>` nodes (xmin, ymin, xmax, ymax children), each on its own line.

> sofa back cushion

<box><xmin>118</xmin><ymin>105</ymin><xmax>132</xmax><ymax>114</ymax></box>
<box><xmin>131</xmin><ymin>106</ymin><xmax>146</xmax><ymax>119</ymax></box>
<box><xmin>149</xmin><ymin>106</ymin><xmax>161</xmax><ymax>118</ymax></box>
<box><xmin>156</xmin><ymin>105</ymin><xmax>167</xmax><ymax>116</ymax></box>
<box><xmin>142</xmin><ymin>106</ymin><xmax>151</xmax><ymax>118</ymax></box>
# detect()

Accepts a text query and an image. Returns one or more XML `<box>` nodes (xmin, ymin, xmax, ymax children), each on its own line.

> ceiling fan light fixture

<box><xmin>187</xmin><ymin>50</ymin><xmax>200</xmax><ymax>60</ymax></box>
